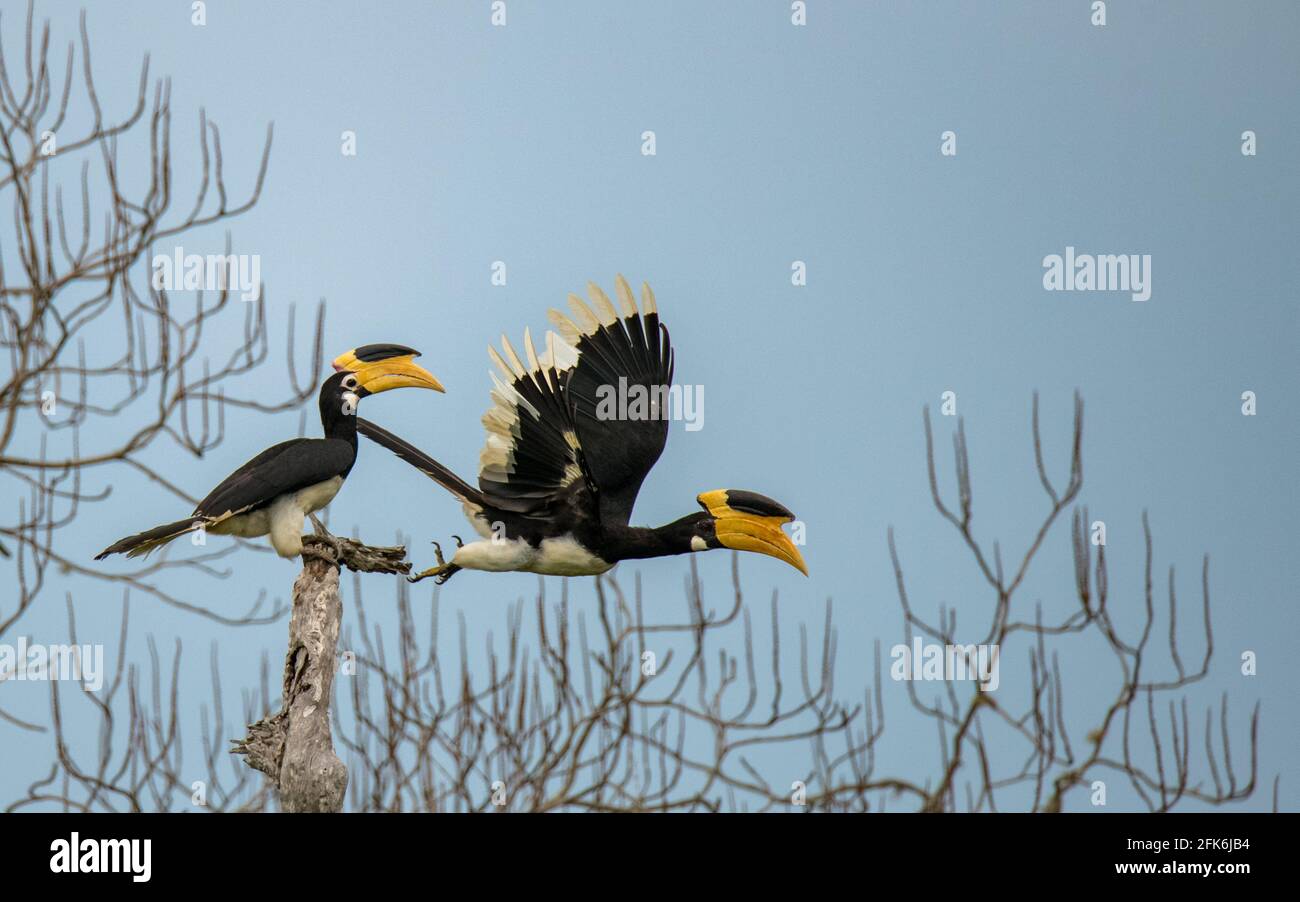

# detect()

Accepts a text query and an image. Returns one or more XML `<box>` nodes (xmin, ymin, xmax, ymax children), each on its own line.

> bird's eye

<box><xmin>342</xmin><ymin>374</ymin><xmax>359</xmax><ymax>391</ymax></box>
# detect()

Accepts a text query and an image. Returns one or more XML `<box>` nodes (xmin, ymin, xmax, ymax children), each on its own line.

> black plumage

<box><xmin>97</xmin><ymin>347</ymin><xmax>442</xmax><ymax>560</ymax></box>
<box><xmin>357</xmin><ymin>276</ymin><xmax>806</xmax><ymax>583</ymax></box>
<box><xmin>195</xmin><ymin>385</ymin><xmax>359</xmax><ymax>519</ymax></box>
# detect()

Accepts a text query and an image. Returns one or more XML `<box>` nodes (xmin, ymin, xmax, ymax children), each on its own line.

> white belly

<box><xmin>297</xmin><ymin>475</ymin><xmax>344</xmax><ymax>514</ymax></box>
<box><xmin>525</xmin><ymin>536</ymin><xmax>613</xmax><ymax>576</ymax></box>
<box><xmin>450</xmin><ymin>535</ymin><xmax>613</xmax><ymax>576</ymax></box>
<box><xmin>212</xmin><ymin>508</ymin><xmax>271</xmax><ymax>538</ymax></box>
<box><xmin>452</xmin><ymin>538</ymin><xmax>537</xmax><ymax>572</ymax></box>
<box><xmin>207</xmin><ymin>476</ymin><xmax>344</xmax><ymax>558</ymax></box>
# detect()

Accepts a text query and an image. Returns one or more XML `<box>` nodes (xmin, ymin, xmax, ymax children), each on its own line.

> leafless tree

<box><xmin>0</xmin><ymin>0</ymin><xmax>324</xmax><ymax>671</ymax></box>
<box><xmin>4</xmin><ymin>392</ymin><xmax>1268</xmax><ymax>812</ymax></box>
<box><xmin>890</xmin><ymin>393</ymin><xmax>1260</xmax><ymax>812</ymax></box>
<box><xmin>5</xmin><ymin>591</ymin><xmax>277</xmax><ymax>813</ymax></box>
<box><xmin>336</xmin><ymin>555</ymin><xmax>874</xmax><ymax>812</ymax></box>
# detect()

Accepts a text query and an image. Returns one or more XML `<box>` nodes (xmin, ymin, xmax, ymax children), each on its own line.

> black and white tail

<box><xmin>95</xmin><ymin>518</ymin><xmax>204</xmax><ymax>560</ymax></box>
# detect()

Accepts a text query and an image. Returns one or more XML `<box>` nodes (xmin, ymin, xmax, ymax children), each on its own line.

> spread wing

<box><xmin>476</xmin><ymin>327</ymin><xmax>595</xmax><ymax>517</ymax></box>
<box><xmin>194</xmin><ymin>438</ymin><xmax>355</xmax><ymax>520</ymax></box>
<box><xmin>547</xmin><ymin>277</ymin><xmax>673</xmax><ymax>526</ymax></box>
<box><xmin>475</xmin><ymin>276</ymin><xmax>673</xmax><ymax>526</ymax></box>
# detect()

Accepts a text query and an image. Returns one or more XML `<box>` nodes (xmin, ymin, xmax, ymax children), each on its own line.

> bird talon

<box><xmin>452</xmin><ymin>534</ymin><xmax>464</xmax><ymax>548</ymax></box>
<box><xmin>407</xmin><ymin>560</ymin><xmax>461</xmax><ymax>585</ymax></box>
<box><xmin>407</xmin><ymin>565</ymin><xmax>442</xmax><ymax>584</ymax></box>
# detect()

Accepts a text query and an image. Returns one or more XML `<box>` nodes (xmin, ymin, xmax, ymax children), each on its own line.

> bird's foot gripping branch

<box><xmin>232</xmin><ymin>524</ymin><xmax>410</xmax><ymax>812</ymax></box>
<box><xmin>299</xmin><ymin>517</ymin><xmax>412</xmax><ymax>575</ymax></box>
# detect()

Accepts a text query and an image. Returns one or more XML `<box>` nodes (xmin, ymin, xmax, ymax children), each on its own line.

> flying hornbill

<box><xmin>95</xmin><ymin>346</ymin><xmax>443</xmax><ymax>561</ymax></box>
<box><xmin>353</xmin><ymin>276</ymin><xmax>806</xmax><ymax>584</ymax></box>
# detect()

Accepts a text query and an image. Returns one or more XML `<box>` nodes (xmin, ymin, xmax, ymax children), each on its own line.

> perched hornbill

<box><xmin>95</xmin><ymin>345</ymin><xmax>443</xmax><ymax>561</ymax></box>
<box><xmin>354</xmin><ymin>276</ymin><xmax>806</xmax><ymax>584</ymax></box>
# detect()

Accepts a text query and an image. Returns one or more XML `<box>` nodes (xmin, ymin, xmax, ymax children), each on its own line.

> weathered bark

<box><xmin>233</xmin><ymin>531</ymin><xmax>410</xmax><ymax>812</ymax></box>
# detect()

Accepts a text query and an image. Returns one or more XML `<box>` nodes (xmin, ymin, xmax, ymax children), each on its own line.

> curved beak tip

<box><xmin>787</xmin><ymin>547</ymin><xmax>810</xmax><ymax>577</ymax></box>
<box><xmin>716</xmin><ymin>516</ymin><xmax>809</xmax><ymax>577</ymax></box>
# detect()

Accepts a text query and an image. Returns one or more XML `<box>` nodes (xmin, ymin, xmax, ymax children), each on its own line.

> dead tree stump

<box><xmin>233</xmin><ymin>531</ymin><xmax>410</xmax><ymax>812</ymax></box>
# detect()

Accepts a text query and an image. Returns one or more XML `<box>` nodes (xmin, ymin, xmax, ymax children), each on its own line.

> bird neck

<box><xmin>603</xmin><ymin>514</ymin><xmax>705</xmax><ymax>562</ymax></box>
<box><xmin>318</xmin><ymin>389</ymin><xmax>359</xmax><ymax>444</ymax></box>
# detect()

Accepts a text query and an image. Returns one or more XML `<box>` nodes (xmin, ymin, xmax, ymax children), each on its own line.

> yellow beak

<box><xmin>333</xmin><ymin>350</ymin><xmax>444</xmax><ymax>395</ymax></box>
<box><xmin>714</xmin><ymin>513</ymin><xmax>809</xmax><ymax>575</ymax></box>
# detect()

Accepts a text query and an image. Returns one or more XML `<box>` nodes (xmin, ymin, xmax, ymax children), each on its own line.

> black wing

<box><xmin>546</xmin><ymin>276</ymin><xmax>673</xmax><ymax>526</ymax></box>
<box><xmin>475</xmin><ymin>328</ymin><xmax>596</xmax><ymax>517</ymax></box>
<box><xmin>194</xmin><ymin>437</ymin><xmax>355</xmax><ymax>519</ymax></box>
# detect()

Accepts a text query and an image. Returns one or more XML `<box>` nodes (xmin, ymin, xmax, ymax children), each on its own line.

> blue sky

<box><xmin>2</xmin><ymin>1</ymin><xmax>1296</xmax><ymax>811</ymax></box>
